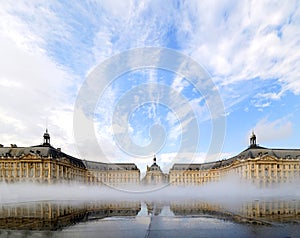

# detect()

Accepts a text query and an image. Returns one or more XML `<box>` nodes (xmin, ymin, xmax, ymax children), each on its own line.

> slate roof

<box><xmin>83</xmin><ymin>160</ymin><xmax>139</xmax><ymax>171</ymax></box>
<box><xmin>148</xmin><ymin>162</ymin><xmax>162</xmax><ymax>172</ymax></box>
<box><xmin>0</xmin><ymin>145</ymin><xmax>85</xmax><ymax>168</ymax></box>
<box><xmin>233</xmin><ymin>145</ymin><xmax>300</xmax><ymax>160</ymax></box>
<box><xmin>170</xmin><ymin>145</ymin><xmax>300</xmax><ymax>171</ymax></box>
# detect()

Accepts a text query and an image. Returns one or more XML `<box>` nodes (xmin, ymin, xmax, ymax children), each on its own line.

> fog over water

<box><xmin>1</xmin><ymin>176</ymin><xmax>299</xmax><ymax>204</ymax></box>
<box><xmin>0</xmin><ymin>177</ymin><xmax>299</xmax><ymax>238</ymax></box>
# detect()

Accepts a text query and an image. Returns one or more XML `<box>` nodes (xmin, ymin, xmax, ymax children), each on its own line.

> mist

<box><xmin>1</xmin><ymin>175</ymin><xmax>299</xmax><ymax>205</ymax></box>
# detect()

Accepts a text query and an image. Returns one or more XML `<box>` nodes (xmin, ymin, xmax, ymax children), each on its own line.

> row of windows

<box><xmin>90</xmin><ymin>172</ymin><xmax>139</xmax><ymax>178</ymax></box>
<box><xmin>247</xmin><ymin>170</ymin><xmax>300</xmax><ymax>178</ymax></box>
<box><xmin>171</xmin><ymin>172</ymin><xmax>220</xmax><ymax>177</ymax></box>
<box><xmin>0</xmin><ymin>169</ymin><xmax>49</xmax><ymax>177</ymax></box>
<box><xmin>246</xmin><ymin>164</ymin><xmax>299</xmax><ymax>170</ymax></box>
<box><xmin>0</xmin><ymin>162</ymin><xmax>49</xmax><ymax>169</ymax></box>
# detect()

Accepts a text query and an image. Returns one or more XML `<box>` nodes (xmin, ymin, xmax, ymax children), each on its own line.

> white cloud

<box><xmin>252</xmin><ymin>117</ymin><xmax>292</xmax><ymax>144</ymax></box>
<box><xmin>177</xmin><ymin>0</ymin><xmax>300</xmax><ymax>98</ymax></box>
<box><xmin>0</xmin><ymin>0</ymin><xmax>299</xmax><ymax>166</ymax></box>
<box><xmin>0</xmin><ymin>6</ymin><xmax>77</xmax><ymax>155</ymax></box>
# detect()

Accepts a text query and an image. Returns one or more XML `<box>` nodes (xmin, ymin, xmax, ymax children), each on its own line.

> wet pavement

<box><xmin>0</xmin><ymin>200</ymin><xmax>299</xmax><ymax>238</ymax></box>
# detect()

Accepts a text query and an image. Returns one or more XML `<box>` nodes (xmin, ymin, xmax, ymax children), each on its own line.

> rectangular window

<box><xmin>265</xmin><ymin>170</ymin><xmax>268</xmax><ymax>176</ymax></box>
<box><xmin>30</xmin><ymin>168</ymin><xmax>34</xmax><ymax>177</ymax></box>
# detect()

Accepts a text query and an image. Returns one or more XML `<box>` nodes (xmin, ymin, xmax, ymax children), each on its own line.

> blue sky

<box><xmin>0</xmin><ymin>0</ymin><xmax>300</xmax><ymax>173</ymax></box>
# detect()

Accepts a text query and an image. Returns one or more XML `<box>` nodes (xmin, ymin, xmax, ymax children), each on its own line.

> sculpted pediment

<box><xmin>254</xmin><ymin>155</ymin><xmax>278</xmax><ymax>162</ymax></box>
<box><xmin>20</xmin><ymin>154</ymin><xmax>39</xmax><ymax>160</ymax></box>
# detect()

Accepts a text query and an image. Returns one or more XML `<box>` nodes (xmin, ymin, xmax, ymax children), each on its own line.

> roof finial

<box><xmin>250</xmin><ymin>131</ymin><xmax>256</xmax><ymax>147</ymax></box>
<box><xmin>153</xmin><ymin>154</ymin><xmax>157</xmax><ymax>164</ymax></box>
<box><xmin>43</xmin><ymin>128</ymin><xmax>51</xmax><ymax>146</ymax></box>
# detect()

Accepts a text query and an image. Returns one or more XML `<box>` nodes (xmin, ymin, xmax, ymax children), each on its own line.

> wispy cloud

<box><xmin>251</xmin><ymin>116</ymin><xmax>292</xmax><ymax>144</ymax></box>
<box><xmin>0</xmin><ymin>0</ymin><xmax>299</xmax><ymax>167</ymax></box>
<box><xmin>177</xmin><ymin>0</ymin><xmax>300</xmax><ymax>99</ymax></box>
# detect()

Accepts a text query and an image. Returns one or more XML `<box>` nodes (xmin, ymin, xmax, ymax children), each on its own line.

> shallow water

<box><xmin>0</xmin><ymin>199</ymin><xmax>299</xmax><ymax>238</ymax></box>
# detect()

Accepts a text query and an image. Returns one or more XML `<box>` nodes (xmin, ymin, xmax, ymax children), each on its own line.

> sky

<box><xmin>0</xmin><ymin>0</ymin><xmax>300</xmax><ymax>173</ymax></box>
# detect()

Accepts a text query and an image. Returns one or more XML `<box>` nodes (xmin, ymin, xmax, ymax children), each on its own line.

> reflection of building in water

<box><xmin>239</xmin><ymin>200</ymin><xmax>300</xmax><ymax>222</ymax></box>
<box><xmin>170</xmin><ymin>133</ymin><xmax>300</xmax><ymax>186</ymax></box>
<box><xmin>0</xmin><ymin>201</ymin><xmax>141</xmax><ymax>230</ymax></box>
<box><xmin>0</xmin><ymin>130</ymin><xmax>140</xmax><ymax>185</ymax></box>
<box><xmin>145</xmin><ymin>202</ymin><xmax>164</xmax><ymax>216</ymax></box>
<box><xmin>142</xmin><ymin>155</ymin><xmax>168</xmax><ymax>185</ymax></box>
<box><xmin>170</xmin><ymin>201</ymin><xmax>222</xmax><ymax>216</ymax></box>
<box><xmin>170</xmin><ymin>200</ymin><xmax>300</xmax><ymax>223</ymax></box>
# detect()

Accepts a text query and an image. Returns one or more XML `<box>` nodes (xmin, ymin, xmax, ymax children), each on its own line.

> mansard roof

<box><xmin>170</xmin><ymin>161</ymin><xmax>222</xmax><ymax>171</ymax></box>
<box><xmin>0</xmin><ymin>145</ymin><xmax>85</xmax><ymax>168</ymax></box>
<box><xmin>232</xmin><ymin>145</ymin><xmax>300</xmax><ymax>160</ymax></box>
<box><xmin>83</xmin><ymin>160</ymin><xmax>139</xmax><ymax>171</ymax></box>
<box><xmin>170</xmin><ymin>145</ymin><xmax>300</xmax><ymax>171</ymax></box>
<box><xmin>0</xmin><ymin>144</ymin><xmax>140</xmax><ymax>171</ymax></box>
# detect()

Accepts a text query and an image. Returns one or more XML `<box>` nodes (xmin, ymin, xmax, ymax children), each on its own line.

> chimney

<box><xmin>57</xmin><ymin>148</ymin><xmax>61</xmax><ymax>152</ymax></box>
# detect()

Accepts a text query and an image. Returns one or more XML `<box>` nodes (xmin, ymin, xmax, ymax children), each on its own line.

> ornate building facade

<box><xmin>84</xmin><ymin>160</ymin><xmax>140</xmax><ymax>186</ymax></box>
<box><xmin>142</xmin><ymin>155</ymin><xmax>168</xmax><ymax>185</ymax></box>
<box><xmin>0</xmin><ymin>131</ymin><xmax>299</xmax><ymax>186</ymax></box>
<box><xmin>0</xmin><ymin>130</ymin><xmax>140</xmax><ymax>185</ymax></box>
<box><xmin>169</xmin><ymin>133</ymin><xmax>300</xmax><ymax>186</ymax></box>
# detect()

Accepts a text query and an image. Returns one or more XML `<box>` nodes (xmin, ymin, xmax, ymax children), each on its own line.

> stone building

<box><xmin>0</xmin><ymin>129</ymin><xmax>86</xmax><ymax>183</ymax></box>
<box><xmin>1</xmin><ymin>130</ymin><xmax>299</xmax><ymax>186</ymax></box>
<box><xmin>0</xmin><ymin>130</ymin><xmax>140</xmax><ymax>185</ymax></box>
<box><xmin>83</xmin><ymin>160</ymin><xmax>140</xmax><ymax>186</ymax></box>
<box><xmin>142</xmin><ymin>155</ymin><xmax>168</xmax><ymax>185</ymax></box>
<box><xmin>169</xmin><ymin>133</ymin><xmax>300</xmax><ymax>186</ymax></box>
